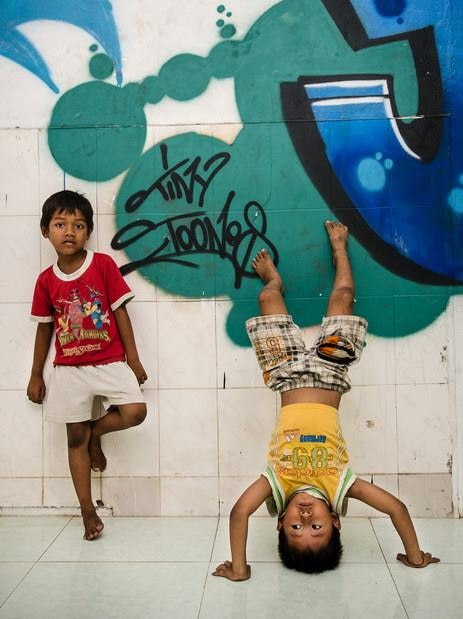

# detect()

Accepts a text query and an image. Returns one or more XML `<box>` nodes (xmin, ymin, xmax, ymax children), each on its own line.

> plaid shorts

<box><xmin>245</xmin><ymin>314</ymin><xmax>368</xmax><ymax>394</ymax></box>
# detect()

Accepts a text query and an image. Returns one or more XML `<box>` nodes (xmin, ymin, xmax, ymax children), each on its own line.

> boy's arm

<box><xmin>348</xmin><ymin>478</ymin><xmax>440</xmax><ymax>567</ymax></box>
<box><xmin>113</xmin><ymin>304</ymin><xmax>147</xmax><ymax>384</ymax></box>
<box><xmin>27</xmin><ymin>322</ymin><xmax>53</xmax><ymax>403</ymax></box>
<box><xmin>213</xmin><ymin>476</ymin><xmax>272</xmax><ymax>581</ymax></box>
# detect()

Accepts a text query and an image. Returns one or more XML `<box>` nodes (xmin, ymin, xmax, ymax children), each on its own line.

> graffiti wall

<box><xmin>0</xmin><ymin>0</ymin><xmax>458</xmax><ymax>516</ymax></box>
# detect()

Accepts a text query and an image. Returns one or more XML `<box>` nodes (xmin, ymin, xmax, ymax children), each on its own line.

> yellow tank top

<box><xmin>263</xmin><ymin>403</ymin><xmax>356</xmax><ymax>516</ymax></box>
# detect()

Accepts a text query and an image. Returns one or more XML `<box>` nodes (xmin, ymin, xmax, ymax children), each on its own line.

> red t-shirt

<box><xmin>30</xmin><ymin>251</ymin><xmax>134</xmax><ymax>366</ymax></box>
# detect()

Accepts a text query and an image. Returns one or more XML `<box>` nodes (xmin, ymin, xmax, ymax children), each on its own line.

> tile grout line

<box><xmin>197</xmin><ymin>516</ymin><xmax>221</xmax><ymax>618</ymax></box>
<box><xmin>0</xmin><ymin>561</ymin><xmax>37</xmax><ymax>610</ymax></box>
<box><xmin>368</xmin><ymin>518</ymin><xmax>410</xmax><ymax>619</ymax></box>
<box><xmin>0</xmin><ymin>516</ymin><xmax>74</xmax><ymax>611</ymax></box>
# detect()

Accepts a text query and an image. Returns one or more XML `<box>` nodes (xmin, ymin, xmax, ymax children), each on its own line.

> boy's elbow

<box><xmin>230</xmin><ymin>502</ymin><xmax>252</xmax><ymax>520</ymax></box>
<box><xmin>394</xmin><ymin>497</ymin><xmax>407</xmax><ymax>512</ymax></box>
<box><xmin>230</xmin><ymin>503</ymin><xmax>244</xmax><ymax>519</ymax></box>
<box><xmin>390</xmin><ymin>498</ymin><xmax>409</xmax><ymax>519</ymax></box>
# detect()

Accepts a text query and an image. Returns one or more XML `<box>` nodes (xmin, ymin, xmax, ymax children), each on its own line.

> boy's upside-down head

<box><xmin>277</xmin><ymin>492</ymin><xmax>342</xmax><ymax>573</ymax></box>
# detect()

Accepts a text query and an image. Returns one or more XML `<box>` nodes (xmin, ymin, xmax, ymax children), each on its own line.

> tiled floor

<box><xmin>1</xmin><ymin>516</ymin><xmax>462</xmax><ymax>619</ymax></box>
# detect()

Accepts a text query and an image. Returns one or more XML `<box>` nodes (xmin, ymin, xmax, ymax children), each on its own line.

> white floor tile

<box><xmin>0</xmin><ymin>563</ymin><xmax>33</xmax><ymax>606</ymax></box>
<box><xmin>212</xmin><ymin>516</ymin><xmax>279</xmax><ymax>563</ymax></box>
<box><xmin>0</xmin><ymin>517</ymin><xmax>72</xmax><ymax>561</ymax></box>
<box><xmin>201</xmin><ymin>563</ymin><xmax>407</xmax><ymax>619</ymax></box>
<box><xmin>371</xmin><ymin>517</ymin><xmax>463</xmax><ymax>564</ymax></box>
<box><xmin>389</xmin><ymin>563</ymin><xmax>463</xmax><ymax>619</ymax></box>
<box><xmin>340</xmin><ymin>518</ymin><xmax>386</xmax><ymax>563</ymax></box>
<box><xmin>41</xmin><ymin>517</ymin><xmax>218</xmax><ymax>562</ymax></box>
<box><xmin>0</xmin><ymin>562</ymin><xmax>209</xmax><ymax>619</ymax></box>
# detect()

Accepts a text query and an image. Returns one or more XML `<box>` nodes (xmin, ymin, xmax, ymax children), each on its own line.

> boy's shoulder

<box><xmin>91</xmin><ymin>251</ymin><xmax>118</xmax><ymax>268</ymax></box>
<box><xmin>36</xmin><ymin>262</ymin><xmax>55</xmax><ymax>281</ymax></box>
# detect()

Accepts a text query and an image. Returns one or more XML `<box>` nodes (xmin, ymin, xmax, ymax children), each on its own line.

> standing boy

<box><xmin>213</xmin><ymin>221</ymin><xmax>439</xmax><ymax>580</ymax></box>
<box><xmin>27</xmin><ymin>190</ymin><xmax>147</xmax><ymax>540</ymax></box>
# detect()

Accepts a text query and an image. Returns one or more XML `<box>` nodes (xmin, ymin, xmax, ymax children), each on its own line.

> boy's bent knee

<box><xmin>332</xmin><ymin>286</ymin><xmax>354</xmax><ymax>305</ymax></box>
<box><xmin>259</xmin><ymin>287</ymin><xmax>279</xmax><ymax>304</ymax></box>
<box><xmin>327</xmin><ymin>286</ymin><xmax>354</xmax><ymax>316</ymax></box>
<box><xmin>258</xmin><ymin>288</ymin><xmax>287</xmax><ymax>314</ymax></box>
<box><xmin>119</xmin><ymin>403</ymin><xmax>147</xmax><ymax>427</ymax></box>
<box><xmin>66</xmin><ymin>422</ymin><xmax>91</xmax><ymax>449</ymax></box>
<box><xmin>132</xmin><ymin>404</ymin><xmax>147</xmax><ymax>426</ymax></box>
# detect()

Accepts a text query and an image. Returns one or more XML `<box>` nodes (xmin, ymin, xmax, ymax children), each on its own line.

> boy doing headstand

<box><xmin>213</xmin><ymin>221</ymin><xmax>439</xmax><ymax>580</ymax></box>
<box><xmin>27</xmin><ymin>190</ymin><xmax>147</xmax><ymax>540</ymax></box>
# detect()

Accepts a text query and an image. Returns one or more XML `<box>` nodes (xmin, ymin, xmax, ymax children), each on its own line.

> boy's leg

<box><xmin>66</xmin><ymin>421</ymin><xmax>104</xmax><ymax>540</ymax></box>
<box><xmin>252</xmin><ymin>249</ymin><xmax>288</xmax><ymax>316</ymax></box>
<box><xmin>325</xmin><ymin>221</ymin><xmax>354</xmax><ymax>317</ymax></box>
<box><xmin>89</xmin><ymin>403</ymin><xmax>147</xmax><ymax>472</ymax></box>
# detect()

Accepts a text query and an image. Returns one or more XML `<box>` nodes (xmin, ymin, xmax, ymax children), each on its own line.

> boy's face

<box><xmin>278</xmin><ymin>493</ymin><xmax>340</xmax><ymax>552</ymax></box>
<box><xmin>42</xmin><ymin>209</ymin><xmax>90</xmax><ymax>257</ymax></box>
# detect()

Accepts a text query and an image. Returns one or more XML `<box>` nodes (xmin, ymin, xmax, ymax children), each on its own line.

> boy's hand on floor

<box><xmin>212</xmin><ymin>561</ymin><xmax>251</xmax><ymax>581</ymax></box>
<box><xmin>396</xmin><ymin>551</ymin><xmax>440</xmax><ymax>568</ymax></box>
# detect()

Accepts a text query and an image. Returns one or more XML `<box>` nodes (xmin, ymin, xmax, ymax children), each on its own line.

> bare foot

<box><xmin>251</xmin><ymin>249</ymin><xmax>284</xmax><ymax>292</ymax></box>
<box><xmin>325</xmin><ymin>220</ymin><xmax>349</xmax><ymax>263</ymax></box>
<box><xmin>82</xmin><ymin>508</ymin><xmax>104</xmax><ymax>540</ymax></box>
<box><xmin>89</xmin><ymin>435</ymin><xmax>107</xmax><ymax>473</ymax></box>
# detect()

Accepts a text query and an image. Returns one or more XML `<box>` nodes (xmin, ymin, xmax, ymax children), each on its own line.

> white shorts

<box><xmin>43</xmin><ymin>361</ymin><xmax>145</xmax><ymax>423</ymax></box>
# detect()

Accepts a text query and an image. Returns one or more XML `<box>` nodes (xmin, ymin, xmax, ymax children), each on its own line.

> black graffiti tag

<box><xmin>112</xmin><ymin>190</ymin><xmax>278</xmax><ymax>289</ymax></box>
<box><xmin>125</xmin><ymin>143</ymin><xmax>230</xmax><ymax>212</ymax></box>
<box><xmin>112</xmin><ymin>143</ymin><xmax>278</xmax><ymax>288</ymax></box>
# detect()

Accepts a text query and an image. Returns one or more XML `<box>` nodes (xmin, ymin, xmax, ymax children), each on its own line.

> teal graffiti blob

<box><xmin>220</xmin><ymin>24</ymin><xmax>237</xmax><ymax>39</ymax></box>
<box><xmin>48</xmin><ymin>81</ymin><xmax>146</xmax><ymax>181</ymax></box>
<box><xmin>89</xmin><ymin>53</ymin><xmax>114</xmax><ymax>80</ymax></box>
<box><xmin>209</xmin><ymin>40</ymin><xmax>247</xmax><ymax>78</ymax></box>
<box><xmin>158</xmin><ymin>54</ymin><xmax>211</xmax><ymax>101</ymax></box>
<box><xmin>140</xmin><ymin>75</ymin><xmax>164</xmax><ymax>104</ymax></box>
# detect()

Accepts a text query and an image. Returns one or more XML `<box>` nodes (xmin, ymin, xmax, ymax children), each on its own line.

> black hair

<box><xmin>278</xmin><ymin>526</ymin><xmax>343</xmax><ymax>574</ymax></box>
<box><xmin>40</xmin><ymin>190</ymin><xmax>94</xmax><ymax>233</ymax></box>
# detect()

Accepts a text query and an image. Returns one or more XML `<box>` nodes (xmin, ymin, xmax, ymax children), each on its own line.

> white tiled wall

<box><xmin>0</xmin><ymin>0</ymin><xmax>458</xmax><ymax>518</ymax></box>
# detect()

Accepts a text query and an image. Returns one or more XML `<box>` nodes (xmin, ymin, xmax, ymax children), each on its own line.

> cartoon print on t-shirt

<box><xmin>55</xmin><ymin>284</ymin><xmax>111</xmax><ymax>348</ymax></box>
<box><xmin>83</xmin><ymin>285</ymin><xmax>110</xmax><ymax>329</ymax></box>
<box><xmin>56</xmin><ymin>308</ymin><xmax>70</xmax><ymax>335</ymax></box>
<box><xmin>57</xmin><ymin>288</ymin><xmax>85</xmax><ymax>339</ymax></box>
